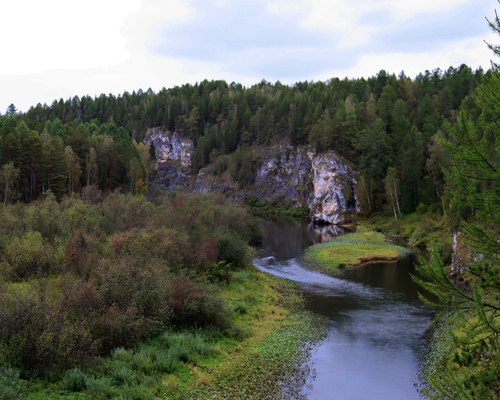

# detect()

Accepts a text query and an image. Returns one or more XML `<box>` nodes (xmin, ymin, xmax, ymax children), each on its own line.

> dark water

<box><xmin>253</xmin><ymin>219</ymin><xmax>433</xmax><ymax>400</ymax></box>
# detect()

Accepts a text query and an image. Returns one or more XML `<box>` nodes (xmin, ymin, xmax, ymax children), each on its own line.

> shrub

<box><xmin>58</xmin><ymin>196</ymin><xmax>102</xmax><ymax>239</ymax></box>
<box><xmin>153</xmin><ymin>351</ymin><xmax>180</xmax><ymax>373</ymax></box>
<box><xmin>91</xmin><ymin>304</ymin><xmax>148</xmax><ymax>354</ymax></box>
<box><xmin>113</xmin><ymin>226</ymin><xmax>191</xmax><ymax>268</ymax></box>
<box><xmin>85</xmin><ymin>376</ymin><xmax>115</xmax><ymax>399</ymax></box>
<box><xmin>111</xmin><ymin>347</ymin><xmax>134</xmax><ymax>364</ymax></box>
<box><xmin>0</xmin><ymin>366</ymin><xmax>23</xmax><ymax>400</ymax></box>
<box><xmin>0</xmin><ymin>288</ymin><xmax>98</xmax><ymax>377</ymax></box>
<box><xmin>167</xmin><ymin>276</ymin><xmax>229</xmax><ymax>329</ymax></box>
<box><xmin>131</xmin><ymin>346</ymin><xmax>157</xmax><ymax>375</ymax></box>
<box><xmin>62</xmin><ymin>368</ymin><xmax>88</xmax><ymax>392</ymax></box>
<box><xmin>100</xmin><ymin>191</ymin><xmax>154</xmax><ymax>234</ymax></box>
<box><xmin>110</xmin><ymin>366</ymin><xmax>139</xmax><ymax>386</ymax></box>
<box><xmin>216</xmin><ymin>228</ymin><xmax>251</xmax><ymax>270</ymax></box>
<box><xmin>1</xmin><ymin>231</ymin><xmax>58</xmax><ymax>279</ymax></box>
<box><xmin>24</xmin><ymin>197</ymin><xmax>61</xmax><ymax>241</ymax></box>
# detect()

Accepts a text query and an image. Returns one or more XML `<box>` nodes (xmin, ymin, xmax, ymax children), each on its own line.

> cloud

<box><xmin>148</xmin><ymin>0</ymin><xmax>494</xmax><ymax>83</ymax></box>
<box><xmin>152</xmin><ymin>0</ymin><xmax>338</xmax><ymax>79</ymax></box>
<box><xmin>369</xmin><ymin>1</ymin><xmax>491</xmax><ymax>53</ymax></box>
<box><xmin>0</xmin><ymin>0</ymin><xmax>140</xmax><ymax>75</ymax></box>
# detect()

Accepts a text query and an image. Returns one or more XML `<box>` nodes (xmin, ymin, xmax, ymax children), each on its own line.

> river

<box><xmin>253</xmin><ymin>219</ymin><xmax>433</xmax><ymax>400</ymax></box>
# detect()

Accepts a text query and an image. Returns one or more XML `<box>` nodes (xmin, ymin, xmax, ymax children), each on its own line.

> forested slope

<box><xmin>0</xmin><ymin>64</ymin><xmax>487</xmax><ymax>217</ymax></box>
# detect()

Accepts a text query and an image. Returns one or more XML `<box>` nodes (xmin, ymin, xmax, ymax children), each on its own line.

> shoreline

<box><xmin>300</xmin><ymin>229</ymin><xmax>412</xmax><ymax>276</ymax></box>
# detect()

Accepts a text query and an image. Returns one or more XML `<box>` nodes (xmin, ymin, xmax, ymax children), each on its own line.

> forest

<box><xmin>0</xmin><ymin>63</ymin><xmax>488</xmax><ymax>217</ymax></box>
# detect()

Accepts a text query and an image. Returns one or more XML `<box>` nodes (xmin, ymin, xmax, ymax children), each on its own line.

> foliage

<box><xmin>181</xmin><ymin>273</ymin><xmax>328</xmax><ymax>400</ymax></box>
<box><xmin>413</xmin><ymin>6</ymin><xmax>500</xmax><ymax>398</ymax></box>
<box><xmin>62</xmin><ymin>368</ymin><xmax>89</xmax><ymax>392</ymax></box>
<box><xmin>0</xmin><ymin>366</ymin><xmax>23</xmax><ymax>400</ymax></box>
<box><xmin>0</xmin><ymin>191</ymin><xmax>261</xmax><ymax>379</ymax></box>
<box><xmin>0</xmin><ymin>264</ymin><xmax>327</xmax><ymax>399</ymax></box>
<box><xmin>0</xmin><ymin>60</ymin><xmax>487</xmax><ymax>216</ymax></box>
<box><xmin>360</xmin><ymin>211</ymin><xmax>451</xmax><ymax>250</ymax></box>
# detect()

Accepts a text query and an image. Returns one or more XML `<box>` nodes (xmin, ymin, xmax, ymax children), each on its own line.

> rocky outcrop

<box><xmin>242</xmin><ymin>143</ymin><xmax>312</xmax><ymax>203</ymax></box>
<box><xmin>307</xmin><ymin>151</ymin><xmax>359</xmax><ymax>224</ymax></box>
<box><xmin>450</xmin><ymin>230</ymin><xmax>482</xmax><ymax>274</ymax></box>
<box><xmin>144</xmin><ymin>129</ymin><xmax>194</xmax><ymax>190</ymax></box>
<box><xmin>145</xmin><ymin>129</ymin><xmax>359</xmax><ymax>224</ymax></box>
<box><xmin>145</xmin><ymin>128</ymin><xmax>194</xmax><ymax>168</ymax></box>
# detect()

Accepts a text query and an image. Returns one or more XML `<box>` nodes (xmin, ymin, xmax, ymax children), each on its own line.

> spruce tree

<box><xmin>414</xmin><ymin>6</ymin><xmax>500</xmax><ymax>399</ymax></box>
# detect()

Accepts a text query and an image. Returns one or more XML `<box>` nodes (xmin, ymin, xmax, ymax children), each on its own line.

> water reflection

<box><xmin>259</xmin><ymin>219</ymin><xmax>344</xmax><ymax>260</ymax></box>
<box><xmin>254</xmin><ymin>219</ymin><xmax>433</xmax><ymax>400</ymax></box>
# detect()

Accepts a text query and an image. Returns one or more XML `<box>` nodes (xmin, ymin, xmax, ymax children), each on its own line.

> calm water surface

<box><xmin>253</xmin><ymin>219</ymin><xmax>433</xmax><ymax>400</ymax></box>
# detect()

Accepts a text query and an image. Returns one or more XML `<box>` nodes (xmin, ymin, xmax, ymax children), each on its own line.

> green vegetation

<box><xmin>0</xmin><ymin>53</ymin><xmax>487</xmax><ymax>219</ymax></box>
<box><xmin>181</xmin><ymin>273</ymin><xmax>327</xmax><ymax>400</ymax></box>
<box><xmin>244</xmin><ymin>197</ymin><xmax>309</xmax><ymax>219</ymax></box>
<box><xmin>0</xmin><ymin>191</ymin><xmax>326</xmax><ymax>399</ymax></box>
<box><xmin>359</xmin><ymin>210</ymin><xmax>452</xmax><ymax>252</ymax></box>
<box><xmin>411</xmin><ymin>7</ymin><xmax>500</xmax><ymax>399</ymax></box>
<box><xmin>0</xmin><ymin>5</ymin><xmax>499</xmax><ymax>398</ymax></box>
<box><xmin>301</xmin><ymin>228</ymin><xmax>411</xmax><ymax>275</ymax></box>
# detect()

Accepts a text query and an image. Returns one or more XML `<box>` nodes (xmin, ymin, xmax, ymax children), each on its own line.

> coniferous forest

<box><xmin>0</xmin><ymin>11</ymin><xmax>500</xmax><ymax>399</ymax></box>
<box><xmin>0</xmin><ymin>64</ymin><xmax>487</xmax><ymax>215</ymax></box>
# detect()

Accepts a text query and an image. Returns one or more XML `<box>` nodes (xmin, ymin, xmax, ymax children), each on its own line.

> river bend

<box><xmin>253</xmin><ymin>219</ymin><xmax>433</xmax><ymax>400</ymax></box>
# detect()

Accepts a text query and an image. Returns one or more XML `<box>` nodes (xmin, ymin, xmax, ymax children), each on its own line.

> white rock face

<box><xmin>145</xmin><ymin>128</ymin><xmax>194</xmax><ymax>168</ymax></box>
<box><xmin>144</xmin><ymin>130</ymin><xmax>359</xmax><ymax>224</ymax></box>
<box><xmin>307</xmin><ymin>151</ymin><xmax>359</xmax><ymax>224</ymax></box>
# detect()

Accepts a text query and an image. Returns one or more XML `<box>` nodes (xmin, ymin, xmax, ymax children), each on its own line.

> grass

<box><xmin>178</xmin><ymin>270</ymin><xmax>327</xmax><ymax>399</ymax></box>
<box><xmin>358</xmin><ymin>211</ymin><xmax>451</xmax><ymax>249</ymax></box>
<box><xmin>419</xmin><ymin>310</ymin><xmax>500</xmax><ymax>399</ymax></box>
<box><xmin>301</xmin><ymin>227</ymin><xmax>411</xmax><ymax>275</ymax></box>
<box><xmin>4</xmin><ymin>268</ymin><xmax>327</xmax><ymax>400</ymax></box>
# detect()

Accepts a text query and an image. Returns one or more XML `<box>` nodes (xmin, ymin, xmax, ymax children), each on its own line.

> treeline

<box><xmin>0</xmin><ymin>191</ymin><xmax>261</xmax><ymax>379</ymax></box>
<box><xmin>0</xmin><ymin>64</ymin><xmax>487</xmax><ymax>215</ymax></box>
<box><xmin>0</xmin><ymin>117</ymin><xmax>153</xmax><ymax>203</ymax></box>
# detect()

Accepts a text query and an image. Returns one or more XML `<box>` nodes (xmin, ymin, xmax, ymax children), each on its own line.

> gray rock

<box><xmin>145</xmin><ymin>129</ymin><xmax>359</xmax><ymax>224</ymax></box>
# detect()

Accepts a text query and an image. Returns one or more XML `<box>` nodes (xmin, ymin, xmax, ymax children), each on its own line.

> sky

<box><xmin>0</xmin><ymin>0</ymin><xmax>497</xmax><ymax>113</ymax></box>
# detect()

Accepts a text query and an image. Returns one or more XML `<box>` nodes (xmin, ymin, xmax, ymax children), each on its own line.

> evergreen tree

<box><xmin>414</xmin><ymin>6</ymin><xmax>500</xmax><ymax>398</ymax></box>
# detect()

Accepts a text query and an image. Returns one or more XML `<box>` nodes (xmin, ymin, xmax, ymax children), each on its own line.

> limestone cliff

<box><xmin>307</xmin><ymin>152</ymin><xmax>359</xmax><ymax>224</ymax></box>
<box><xmin>144</xmin><ymin>128</ymin><xmax>193</xmax><ymax>190</ymax></box>
<box><xmin>145</xmin><ymin>129</ymin><xmax>359</xmax><ymax>224</ymax></box>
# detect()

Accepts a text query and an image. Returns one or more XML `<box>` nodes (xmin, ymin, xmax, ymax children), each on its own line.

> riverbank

<box><xmin>358</xmin><ymin>213</ymin><xmax>499</xmax><ymax>398</ymax></box>
<box><xmin>4</xmin><ymin>268</ymin><xmax>326</xmax><ymax>400</ymax></box>
<box><xmin>357</xmin><ymin>211</ymin><xmax>451</xmax><ymax>250</ymax></box>
<box><xmin>301</xmin><ymin>228</ymin><xmax>412</xmax><ymax>275</ymax></box>
<box><xmin>182</xmin><ymin>269</ymin><xmax>327</xmax><ymax>399</ymax></box>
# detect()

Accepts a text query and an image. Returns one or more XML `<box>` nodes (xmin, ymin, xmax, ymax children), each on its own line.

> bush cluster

<box><xmin>0</xmin><ymin>190</ymin><xmax>261</xmax><ymax>378</ymax></box>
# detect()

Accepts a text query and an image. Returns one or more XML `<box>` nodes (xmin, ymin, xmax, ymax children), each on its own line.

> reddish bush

<box><xmin>0</xmin><ymin>289</ymin><xmax>98</xmax><ymax>377</ymax></box>
<box><xmin>167</xmin><ymin>276</ymin><xmax>229</xmax><ymax>329</ymax></box>
<box><xmin>199</xmin><ymin>237</ymin><xmax>219</xmax><ymax>264</ymax></box>
<box><xmin>91</xmin><ymin>305</ymin><xmax>147</xmax><ymax>354</ymax></box>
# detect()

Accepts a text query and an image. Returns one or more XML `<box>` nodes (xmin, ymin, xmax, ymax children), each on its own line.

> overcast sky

<box><xmin>1</xmin><ymin>0</ymin><xmax>497</xmax><ymax>113</ymax></box>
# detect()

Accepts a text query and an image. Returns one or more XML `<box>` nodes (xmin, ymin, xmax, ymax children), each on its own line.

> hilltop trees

<box><xmin>0</xmin><ymin>163</ymin><xmax>19</xmax><ymax>205</ymax></box>
<box><xmin>0</xmin><ymin>62</ymin><xmax>487</xmax><ymax>216</ymax></box>
<box><xmin>0</xmin><ymin>117</ymin><xmax>150</xmax><ymax>202</ymax></box>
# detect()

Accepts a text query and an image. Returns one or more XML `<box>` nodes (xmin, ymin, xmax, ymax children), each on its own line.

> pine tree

<box><xmin>414</xmin><ymin>6</ymin><xmax>500</xmax><ymax>398</ymax></box>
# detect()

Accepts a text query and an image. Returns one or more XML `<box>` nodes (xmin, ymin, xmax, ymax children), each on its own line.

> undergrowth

<box><xmin>1</xmin><ymin>269</ymin><xmax>327</xmax><ymax>399</ymax></box>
